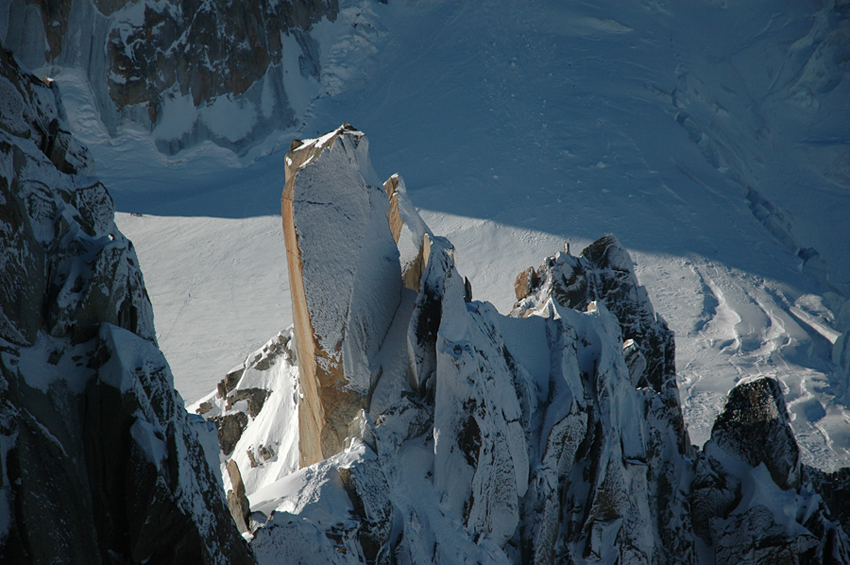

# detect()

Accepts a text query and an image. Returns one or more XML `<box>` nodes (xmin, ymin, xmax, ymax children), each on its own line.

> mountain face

<box><xmin>192</xmin><ymin>125</ymin><xmax>850</xmax><ymax>564</ymax></box>
<box><xmin>0</xmin><ymin>46</ymin><xmax>253</xmax><ymax>564</ymax></box>
<box><xmin>1</xmin><ymin>0</ymin><xmax>338</xmax><ymax>154</ymax></box>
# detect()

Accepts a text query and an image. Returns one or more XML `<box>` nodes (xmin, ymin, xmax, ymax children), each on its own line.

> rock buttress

<box><xmin>0</xmin><ymin>45</ymin><xmax>253</xmax><ymax>564</ymax></box>
<box><xmin>282</xmin><ymin>125</ymin><xmax>402</xmax><ymax>467</ymax></box>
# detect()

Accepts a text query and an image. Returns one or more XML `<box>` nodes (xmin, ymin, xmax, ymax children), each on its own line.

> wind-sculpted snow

<box><xmin>188</xmin><ymin>125</ymin><xmax>850</xmax><ymax>563</ymax></box>
<box><xmin>0</xmin><ymin>46</ymin><xmax>253</xmax><ymax>564</ymax></box>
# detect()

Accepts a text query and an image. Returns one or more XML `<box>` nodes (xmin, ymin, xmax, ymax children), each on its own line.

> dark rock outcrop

<box><xmin>2</xmin><ymin>0</ymin><xmax>339</xmax><ymax>153</ymax></box>
<box><xmin>0</xmin><ymin>44</ymin><xmax>253</xmax><ymax>564</ymax></box>
<box><xmin>693</xmin><ymin>376</ymin><xmax>848</xmax><ymax>564</ymax></box>
<box><xmin>710</xmin><ymin>377</ymin><xmax>800</xmax><ymax>490</ymax></box>
<box><xmin>810</xmin><ymin>467</ymin><xmax>850</xmax><ymax>536</ymax></box>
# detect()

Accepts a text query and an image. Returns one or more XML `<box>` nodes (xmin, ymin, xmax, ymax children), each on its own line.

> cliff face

<box><xmin>189</xmin><ymin>124</ymin><xmax>850</xmax><ymax>563</ymax></box>
<box><xmin>282</xmin><ymin>125</ymin><xmax>402</xmax><ymax>466</ymax></box>
<box><xmin>1</xmin><ymin>0</ymin><xmax>338</xmax><ymax>154</ymax></box>
<box><xmin>0</xmin><ymin>45</ymin><xmax>253</xmax><ymax>564</ymax></box>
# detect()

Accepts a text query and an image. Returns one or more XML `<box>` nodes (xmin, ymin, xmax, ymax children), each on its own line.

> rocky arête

<box><xmin>0</xmin><ymin>45</ymin><xmax>254</xmax><ymax>564</ymax></box>
<box><xmin>191</xmin><ymin>125</ymin><xmax>850</xmax><ymax>564</ymax></box>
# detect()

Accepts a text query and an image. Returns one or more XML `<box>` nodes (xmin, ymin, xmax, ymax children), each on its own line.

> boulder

<box><xmin>226</xmin><ymin>459</ymin><xmax>252</xmax><ymax>534</ymax></box>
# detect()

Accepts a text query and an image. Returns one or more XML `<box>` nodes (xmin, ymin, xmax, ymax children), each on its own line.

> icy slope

<box><xmin>44</xmin><ymin>0</ymin><xmax>850</xmax><ymax>473</ymax></box>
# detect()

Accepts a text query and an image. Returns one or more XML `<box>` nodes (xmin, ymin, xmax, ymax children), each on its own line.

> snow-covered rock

<box><xmin>694</xmin><ymin>376</ymin><xmax>849</xmax><ymax>564</ymax></box>
<box><xmin>384</xmin><ymin>173</ymin><xmax>432</xmax><ymax>291</ymax></box>
<box><xmin>1</xmin><ymin>0</ymin><xmax>338</xmax><ymax>154</ymax></box>
<box><xmin>0</xmin><ymin>44</ymin><xmax>253</xmax><ymax>564</ymax></box>
<box><xmin>283</xmin><ymin>124</ymin><xmax>402</xmax><ymax>466</ymax></box>
<box><xmin>191</xmin><ymin>329</ymin><xmax>301</xmax><ymax>504</ymax></box>
<box><xmin>192</xmin><ymin>125</ymin><xmax>850</xmax><ymax>564</ymax></box>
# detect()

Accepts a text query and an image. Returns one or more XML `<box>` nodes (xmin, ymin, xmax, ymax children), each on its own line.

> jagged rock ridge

<box><xmin>194</xmin><ymin>125</ymin><xmax>850</xmax><ymax>564</ymax></box>
<box><xmin>1</xmin><ymin>0</ymin><xmax>339</xmax><ymax>153</ymax></box>
<box><xmin>0</xmin><ymin>45</ymin><xmax>254</xmax><ymax>564</ymax></box>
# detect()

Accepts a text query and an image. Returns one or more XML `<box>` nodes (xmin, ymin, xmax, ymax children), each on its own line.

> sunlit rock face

<box><xmin>1</xmin><ymin>0</ymin><xmax>338</xmax><ymax>154</ymax></box>
<box><xmin>0</xmin><ymin>45</ymin><xmax>254</xmax><ymax>565</ymax></box>
<box><xmin>282</xmin><ymin>125</ymin><xmax>401</xmax><ymax>467</ymax></box>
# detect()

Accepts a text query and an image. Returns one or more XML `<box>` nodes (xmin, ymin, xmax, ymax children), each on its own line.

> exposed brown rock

<box><xmin>217</xmin><ymin>367</ymin><xmax>245</xmax><ymax>398</ymax></box>
<box><xmin>226</xmin><ymin>460</ymin><xmax>251</xmax><ymax>534</ymax></box>
<box><xmin>384</xmin><ymin>175</ymin><xmax>404</xmax><ymax>243</ymax></box>
<box><xmin>260</xmin><ymin>444</ymin><xmax>275</xmax><ymax>461</ymax></box>
<box><xmin>282</xmin><ymin>125</ymin><xmax>401</xmax><ymax>467</ymax></box>
<box><xmin>196</xmin><ymin>401</ymin><xmax>213</xmax><ymax>415</ymax></box>
<box><xmin>383</xmin><ymin>174</ymin><xmax>433</xmax><ymax>291</ymax></box>
<box><xmin>225</xmin><ymin>388</ymin><xmax>271</xmax><ymax>419</ymax></box>
<box><xmin>514</xmin><ymin>267</ymin><xmax>539</xmax><ymax>300</ymax></box>
<box><xmin>213</xmin><ymin>412</ymin><xmax>250</xmax><ymax>456</ymax></box>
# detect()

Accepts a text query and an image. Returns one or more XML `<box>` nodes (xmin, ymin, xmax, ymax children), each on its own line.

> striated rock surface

<box><xmin>0</xmin><ymin>45</ymin><xmax>253</xmax><ymax>564</ymax></box>
<box><xmin>384</xmin><ymin>173</ymin><xmax>432</xmax><ymax>291</ymax></box>
<box><xmin>227</xmin><ymin>459</ymin><xmax>252</xmax><ymax>534</ymax></box>
<box><xmin>1</xmin><ymin>0</ymin><xmax>338</xmax><ymax>153</ymax></box>
<box><xmin>283</xmin><ymin>125</ymin><xmax>402</xmax><ymax>467</ymax></box>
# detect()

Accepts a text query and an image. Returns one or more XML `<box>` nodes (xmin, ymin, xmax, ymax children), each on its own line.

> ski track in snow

<box><xmin>58</xmin><ymin>0</ymin><xmax>850</xmax><ymax>470</ymax></box>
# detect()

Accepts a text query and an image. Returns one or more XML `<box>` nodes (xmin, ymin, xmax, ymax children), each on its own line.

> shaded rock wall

<box><xmin>0</xmin><ymin>44</ymin><xmax>253</xmax><ymax>564</ymax></box>
<box><xmin>1</xmin><ymin>0</ymin><xmax>338</xmax><ymax>154</ymax></box>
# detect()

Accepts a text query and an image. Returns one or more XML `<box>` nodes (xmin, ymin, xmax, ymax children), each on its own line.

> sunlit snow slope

<box><xmin>51</xmin><ymin>0</ymin><xmax>850</xmax><ymax>470</ymax></box>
